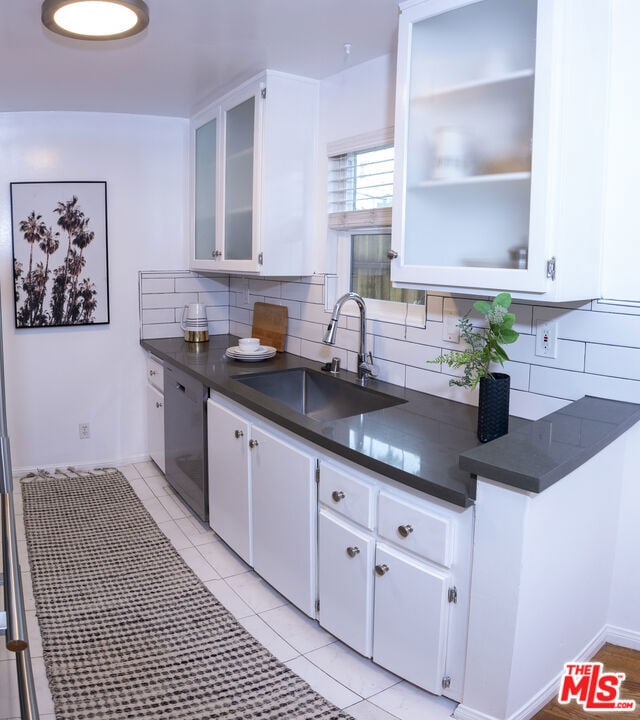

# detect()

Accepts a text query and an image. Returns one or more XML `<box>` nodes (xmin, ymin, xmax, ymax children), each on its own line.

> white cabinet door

<box><xmin>318</xmin><ymin>510</ymin><xmax>375</xmax><ymax>657</ymax></box>
<box><xmin>193</xmin><ymin>109</ymin><xmax>219</xmax><ymax>264</ymax></box>
<box><xmin>147</xmin><ymin>384</ymin><xmax>165</xmax><ymax>473</ymax></box>
<box><xmin>392</xmin><ymin>0</ymin><xmax>610</xmax><ymax>301</ymax></box>
<box><xmin>190</xmin><ymin>71</ymin><xmax>318</xmax><ymax>276</ymax></box>
<box><xmin>207</xmin><ymin>399</ymin><xmax>252</xmax><ymax>564</ymax></box>
<box><xmin>373</xmin><ymin>543</ymin><xmax>451</xmax><ymax>695</ymax></box>
<box><xmin>251</xmin><ymin>424</ymin><xmax>317</xmax><ymax>617</ymax></box>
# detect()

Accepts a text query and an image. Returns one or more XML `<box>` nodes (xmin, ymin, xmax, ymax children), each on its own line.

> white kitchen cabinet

<box><xmin>391</xmin><ymin>0</ymin><xmax>611</xmax><ymax>300</ymax></box>
<box><xmin>207</xmin><ymin>393</ymin><xmax>317</xmax><ymax>617</ymax></box>
<box><xmin>318</xmin><ymin>509</ymin><xmax>375</xmax><ymax>657</ymax></box>
<box><xmin>251</xmin><ymin>423</ymin><xmax>317</xmax><ymax>618</ymax></box>
<box><xmin>146</xmin><ymin>356</ymin><xmax>165</xmax><ymax>473</ymax></box>
<box><xmin>373</xmin><ymin>543</ymin><xmax>450</xmax><ymax>694</ymax></box>
<box><xmin>207</xmin><ymin>399</ymin><xmax>252</xmax><ymax>565</ymax></box>
<box><xmin>190</xmin><ymin>70</ymin><xmax>319</xmax><ymax>276</ymax></box>
<box><xmin>317</xmin><ymin>457</ymin><xmax>473</xmax><ymax>700</ymax></box>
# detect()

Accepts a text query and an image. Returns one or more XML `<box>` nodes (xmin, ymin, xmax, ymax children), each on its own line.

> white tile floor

<box><xmin>0</xmin><ymin>461</ymin><xmax>457</xmax><ymax>720</ymax></box>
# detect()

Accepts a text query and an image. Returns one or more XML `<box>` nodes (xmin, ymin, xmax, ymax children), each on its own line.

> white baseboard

<box><xmin>606</xmin><ymin>625</ymin><xmax>640</xmax><ymax>650</ymax></box>
<box><xmin>13</xmin><ymin>453</ymin><xmax>151</xmax><ymax>478</ymax></box>
<box><xmin>455</xmin><ymin>626</ymin><xmax>609</xmax><ymax>720</ymax></box>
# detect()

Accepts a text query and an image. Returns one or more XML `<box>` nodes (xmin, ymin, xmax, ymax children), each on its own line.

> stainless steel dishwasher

<box><xmin>163</xmin><ymin>363</ymin><xmax>208</xmax><ymax>522</ymax></box>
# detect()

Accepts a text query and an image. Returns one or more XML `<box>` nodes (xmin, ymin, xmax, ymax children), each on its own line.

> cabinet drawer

<box><xmin>319</xmin><ymin>462</ymin><xmax>376</xmax><ymax>530</ymax></box>
<box><xmin>147</xmin><ymin>356</ymin><xmax>164</xmax><ymax>392</ymax></box>
<box><xmin>377</xmin><ymin>491</ymin><xmax>453</xmax><ymax>568</ymax></box>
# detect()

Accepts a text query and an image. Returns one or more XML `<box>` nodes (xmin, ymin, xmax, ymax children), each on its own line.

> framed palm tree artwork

<box><xmin>10</xmin><ymin>181</ymin><xmax>110</xmax><ymax>329</ymax></box>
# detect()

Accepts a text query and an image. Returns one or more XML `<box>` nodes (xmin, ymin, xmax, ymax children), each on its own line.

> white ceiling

<box><xmin>0</xmin><ymin>0</ymin><xmax>400</xmax><ymax>118</ymax></box>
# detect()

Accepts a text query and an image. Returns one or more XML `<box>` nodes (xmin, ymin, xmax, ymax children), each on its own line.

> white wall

<box><xmin>0</xmin><ymin>112</ymin><xmax>188</xmax><ymax>470</ymax></box>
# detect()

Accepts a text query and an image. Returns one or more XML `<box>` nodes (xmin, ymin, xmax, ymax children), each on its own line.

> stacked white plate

<box><xmin>225</xmin><ymin>345</ymin><xmax>277</xmax><ymax>362</ymax></box>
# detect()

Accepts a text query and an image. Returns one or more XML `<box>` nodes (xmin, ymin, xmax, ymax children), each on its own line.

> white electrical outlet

<box><xmin>79</xmin><ymin>423</ymin><xmax>90</xmax><ymax>440</ymax></box>
<box><xmin>442</xmin><ymin>308</ymin><xmax>460</xmax><ymax>343</ymax></box>
<box><xmin>535</xmin><ymin>320</ymin><xmax>558</xmax><ymax>358</ymax></box>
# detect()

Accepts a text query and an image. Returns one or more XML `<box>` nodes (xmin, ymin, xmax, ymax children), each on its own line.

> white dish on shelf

<box><xmin>225</xmin><ymin>345</ymin><xmax>276</xmax><ymax>362</ymax></box>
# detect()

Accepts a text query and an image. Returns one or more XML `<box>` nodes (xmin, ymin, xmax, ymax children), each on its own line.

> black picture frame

<box><xmin>10</xmin><ymin>181</ymin><xmax>110</xmax><ymax>329</ymax></box>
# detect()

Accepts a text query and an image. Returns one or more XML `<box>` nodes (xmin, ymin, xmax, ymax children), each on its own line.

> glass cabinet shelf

<box><xmin>415</xmin><ymin>171</ymin><xmax>531</xmax><ymax>189</ymax></box>
<box><xmin>417</xmin><ymin>68</ymin><xmax>534</xmax><ymax>101</ymax></box>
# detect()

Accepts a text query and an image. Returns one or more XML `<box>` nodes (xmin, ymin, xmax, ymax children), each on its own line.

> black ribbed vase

<box><xmin>477</xmin><ymin>373</ymin><xmax>510</xmax><ymax>443</ymax></box>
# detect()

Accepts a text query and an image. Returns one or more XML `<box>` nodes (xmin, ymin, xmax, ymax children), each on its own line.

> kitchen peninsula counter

<box><xmin>141</xmin><ymin>335</ymin><xmax>640</xmax><ymax>507</ymax></box>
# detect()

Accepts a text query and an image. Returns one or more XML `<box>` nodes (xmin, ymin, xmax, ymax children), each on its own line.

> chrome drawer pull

<box><xmin>331</xmin><ymin>490</ymin><xmax>345</xmax><ymax>503</ymax></box>
<box><xmin>346</xmin><ymin>546</ymin><xmax>360</xmax><ymax>558</ymax></box>
<box><xmin>234</xmin><ymin>429</ymin><xmax>244</xmax><ymax>439</ymax></box>
<box><xmin>398</xmin><ymin>524</ymin><xmax>413</xmax><ymax>538</ymax></box>
<box><xmin>249</xmin><ymin>439</ymin><xmax>259</xmax><ymax>449</ymax></box>
<box><xmin>375</xmin><ymin>563</ymin><xmax>389</xmax><ymax>576</ymax></box>
<box><xmin>155</xmin><ymin>401</ymin><xmax>163</xmax><ymax>409</ymax></box>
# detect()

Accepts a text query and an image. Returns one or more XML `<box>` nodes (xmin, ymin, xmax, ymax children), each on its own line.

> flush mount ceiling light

<box><xmin>42</xmin><ymin>0</ymin><xmax>149</xmax><ymax>40</ymax></box>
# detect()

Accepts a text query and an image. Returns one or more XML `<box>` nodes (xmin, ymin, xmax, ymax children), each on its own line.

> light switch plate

<box><xmin>535</xmin><ymin>320</ymin><xmax>558</xmax><ymax>358</ymax></box>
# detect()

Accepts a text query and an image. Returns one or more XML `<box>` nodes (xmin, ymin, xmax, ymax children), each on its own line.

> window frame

<box><xmin>326</xmin><ymin>128</ymin><xmax>426</xmax><ymax>329</ymax></box>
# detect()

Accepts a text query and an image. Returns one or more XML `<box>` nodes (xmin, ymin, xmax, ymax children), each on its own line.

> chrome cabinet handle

<box><xmin>234</xmin><ymin>429</ymin><xmax>244</xmax><ymax>439</ymax></box>
<box><xmin>249</xmin><ymin>439</ymin><xmax>259</xmax><ymax>449</ymax></box>
<box><xmin>375</xmin><ymin>563</ymin><xmax>389</xmax><ymax>576</ymax></box>
<box><xmin>331</xmin><ymin>490</ymin><xmax>345</xmax><ymax>503</ymax></box>
<box><xmin>212</xmin><ymin>250</ymin><xmax>222</xmax><ymax>258</ymax></box>
<box><xmin>346</xmin><ymin>546</ymin><xmax>360</xmax><ymax>558</ymax></box>
<box><xmin>386</xmin><ymin>249</ymin><xmax>398</xmax><ymax>260</ymax></box>
<box><xmin>149</xmin><ymin>369</ymin><xmax>157</xmax><ymax>376</ymax></box>
<box><xmin>155</xmin><ymin>401</ymin><xmax>163</xmax><ymax>409</ymax></box>
<box><xmin>398</xmin><ymin>524</ymin><xmax>414</xmax><ymax>538</ymax></box>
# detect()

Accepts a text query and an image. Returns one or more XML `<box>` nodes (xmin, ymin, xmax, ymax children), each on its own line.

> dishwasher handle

<box><xmin>176</xmin><ymin>382</ymin><xmax>186</xmax><ymax>392</ymax></box>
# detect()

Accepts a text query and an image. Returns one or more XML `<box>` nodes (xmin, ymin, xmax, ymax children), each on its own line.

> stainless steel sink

<box><xmin>233</xmin><ymin>367</ymin><xmax>406</xmax><ymax>421</ymax></box>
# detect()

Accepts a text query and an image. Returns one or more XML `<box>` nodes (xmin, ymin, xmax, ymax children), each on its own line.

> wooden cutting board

<box><xmin>251</xmin><ymin>302</ymin><xmax>288</xmax><ymax>352</ymax></box>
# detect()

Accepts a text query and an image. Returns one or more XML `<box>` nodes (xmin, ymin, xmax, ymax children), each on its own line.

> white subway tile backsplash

<box><xmin>507</xmin><ymin>334</ymin><xmax>586</xmax><ymax>372</ymax></box>
<box><xmin>198</xmin><ymin>291</ymin><xmax>230</xmax><ymax>306</ymax></box>
<box><xmin>141</xmin><ymin>278</ymin><xmax>175</xmax><ymax>294</ymax></box>
<box><xmin>499</xmin><ymin>360</ymin><xmax>530</xmax><ymax>392</ymax></box>
<box><xmin>585</xmin><ymin>344</ymin><xmax>640</xmax><ymax>380</ymax></box>
<box><xmin>284</xmin><ymin>335</ymin><xmax>302</xmax><ymax>356</ymax></box>
<box><xmin>374</xmin><ymin>336</ymin><xmax>440</xmax><ymax>368</ymax></box>
<box><xmin>139</xmin><ymin>271</ymin><xmax>640</xmax><ymax>415</ymax></box>
<box><xmin>300</xmin><ymin>339</ymin><xmax>337</xmax><ymax>364</ymax></box>
<box><xmin>426</xmin><ymin>295</ymin><xmax>443</xmax><ymax>323</ymax></box>
<box><xmin>405</xmin><ymin>366</ymin><xmax>477</xmax><ymax>406</ymax></box>
<box><xmin>175</xmin><ymin>276</ymin><xmax>229</xmax><ymax>293</ymax></box>
<box><xmin>230</xmin><ymin>320</ymin><xmax>252</xmax><ymax>338</ymax></box>
<box><xmin>143</xmin><ymin>308</ymin><xmax>175</xmax><ymax>325</ymax></box>
<box><xmin>530</xmin><ymin>365</ymin><xmax>640</xmax><ymax>403</ymax></box>
<box><xmin>593</xmin><ymin>299</ymin><xmax>640</xmax><ymax>315</ymax></box>
<box><xmin>281</xmin><ymin>282</ymin><xmax>324</xmax><ymax>304</ymax></box>
<box><xmin>373</xmin><ymin>357</ymin><xmax>406</xmax><ymax>387</ymax></box>
<box><xmin>230</xmin><ymin>306</ymin><xmax>251</xmax><ymax>324</ymax></box>
<box><xmin>509</xmin><ymin>389</ymin><xmax>570</xmax><ymax>421</ymax></box>
<box><xmin>300</xmin><ymin>302</ymin><xmax>331</xmax><ymax>326</ymax></box>
<box><xmin>142</xmin><ymin>292</ymin><xmax>199</xmax><ymax>310</ymax></box>
<box><xmin>248</xmin><ymin>279</ymin><xmax>282</xmax><ymax>298</ymax></box>
<box><xmin>534</xmin><ymin>305</ymin><xmax>640</xmax><ymax>347</ymax></box>
<box><xmin>209</xmin><ymin>320</ymin><xmax>230</xmax><ymax>336</ymax></box>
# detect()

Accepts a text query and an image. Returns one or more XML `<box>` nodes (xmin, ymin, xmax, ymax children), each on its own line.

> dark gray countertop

<box><xmin>459</xmin><ymin>395</ymin><xmax>640</xmax><ymax>492</ymax></box>
<box><xmin>142</xmin><ymin>335</ymin><xmax>640</xmax><ymax>506</ymax></box>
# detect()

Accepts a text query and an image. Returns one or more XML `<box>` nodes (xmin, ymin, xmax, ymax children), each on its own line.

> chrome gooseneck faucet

<box><xmin>323</xmin><ymin>292</ymin><xmax>377</xmax><ymax>385</ymax></box>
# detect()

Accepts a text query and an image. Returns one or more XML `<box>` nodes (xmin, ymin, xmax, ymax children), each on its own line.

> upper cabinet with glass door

<box><xmin>391</xmin><ymin>0</ymin><xmax>612</xmax><ymax>300</ymax></box>
<box><xmin>191</xmin><ymin>71</ymin><xmax>319</xmax><ymax>276</ymax></box>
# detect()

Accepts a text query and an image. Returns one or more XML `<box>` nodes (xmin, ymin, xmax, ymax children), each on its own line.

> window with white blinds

<box><xmin>327</xmin><ymin>128</ymin><xmax>426</xmax><ymax>324</ymax></box>
<box><xmin>328</xmin><ymin>128</ymin><xmax>394</xmax><ymax>229</ymax></box>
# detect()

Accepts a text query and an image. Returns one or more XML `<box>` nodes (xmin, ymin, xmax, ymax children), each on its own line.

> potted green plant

<box><xmin>430</xmin><ymin>292</ymin><xmax>519</xmax><ymax>442</ymax></box>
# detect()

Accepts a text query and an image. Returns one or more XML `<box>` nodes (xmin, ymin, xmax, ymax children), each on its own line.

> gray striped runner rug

<box><xmin>21</xmin><ymin>468</ymin><xmax>353</xmax><ymax>719</ymax></box>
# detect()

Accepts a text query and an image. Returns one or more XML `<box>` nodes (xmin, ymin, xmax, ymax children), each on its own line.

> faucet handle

<box><xmin>360</xmin><ymin>352</ymin><xmax>379</xmax><ymax>380</ymax></box>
